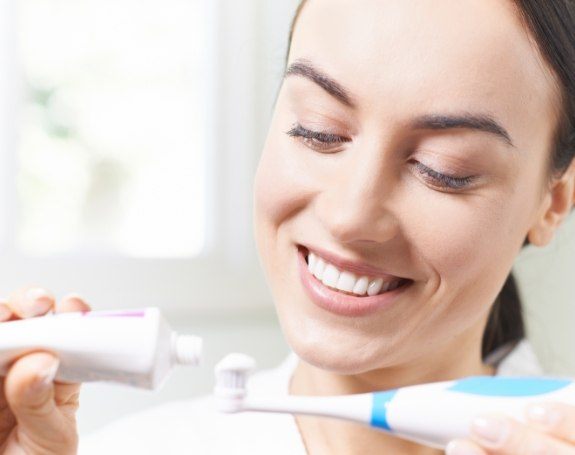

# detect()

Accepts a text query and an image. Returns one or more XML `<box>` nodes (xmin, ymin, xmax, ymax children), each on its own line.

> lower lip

<box><xmin>297</xmin><ymin>247</ymin><xmax>412</xmax><ymax>317</ymax></box>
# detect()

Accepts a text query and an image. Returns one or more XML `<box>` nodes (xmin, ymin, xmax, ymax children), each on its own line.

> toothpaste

<box><xmin>0</xmin><ymin>307</ymin><xmax>202</xmax><ymax>389</ymax></box>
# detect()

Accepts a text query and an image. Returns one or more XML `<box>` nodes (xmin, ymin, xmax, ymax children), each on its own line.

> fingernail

<box><xmin>526</xmin><ymin>403</ymin><xmax>563</xmax><ymax>428</ymax></box>
<box><xmin>22</xmin><ymin>288</ymin><xmax>53</xmax><ymax>317</ymax></box>
<box><xmin>30</xmin><ymin>357</ymin><xmax>60</xmax><ymax>393</ymax></box>
<box><xmin>470</xmin><ymin>416</ymin><xmax>510</xmax><ymax>446</ymax></box>
<box><xmin>446</xmin><ymin>439</ymin><xmax>485</xmax><ymax>455</ymax></box>
<box><xmin>62</xmin><ymin>293</ymin><xmax>86</xmax><ymax>307</ymax></box>
<box><xmin>63</xmin><ymin>293</ymin><xmax>82</xmax><ymax>302</ymax></box>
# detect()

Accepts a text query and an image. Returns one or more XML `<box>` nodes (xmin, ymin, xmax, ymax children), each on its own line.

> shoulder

<box><xmin>79</xmin><ymin>355</ymin><xmax>305</xmax><ymax>455</ymax></box>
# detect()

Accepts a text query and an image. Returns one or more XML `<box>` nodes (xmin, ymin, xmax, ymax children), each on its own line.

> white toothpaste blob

<box><xmin>0</xmin><ymin>307</ymin><xmax>202</xmax><ymax>389</ymax></box>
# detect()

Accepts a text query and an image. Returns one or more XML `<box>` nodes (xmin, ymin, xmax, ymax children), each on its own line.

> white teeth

<box><xmin>352</xmin><ymin>276</ymin><xmax>369</xmax><ymax>295</ymax></box>
<box><xmin>313</xmin><ymin>257</ymin><xmax>327</xmax><ymax>280</ymax></box>
<box><xmin>305</xmin><ymin>251</ymin><xmax>405</xmax><ymax>297</ymax></box>
<box><xmin>367</xmin><ymin>278</ymin><xmax>384</xmax><ymax>296</ymax></box>
<box><xmin>336</xmin><ymin>271</ymin><xmax>357</xmax><ymax>293</ymax></box>
<box><xmin>322</xmin><ymin>264</ymin><xmax>340</xmax><ymax>288</ymax></box>
<box><xmin>307</xmin><ymin>252</ymin><xmax>317</xmax><ymax>273</ymax></box>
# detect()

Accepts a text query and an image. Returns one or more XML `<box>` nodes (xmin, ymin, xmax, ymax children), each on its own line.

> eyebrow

<box><xmin>410</xmin><ymin>113</ymin><xmax>515</xmax><ymax>148</ymax></box>
<box><xmin>284</xmin><ymin>59</ymin><xmax>515</xmax><ymax>148</ymax></box>
<box><xmin>285</xmin><ymin>59</ymin><xmax>356</xmax><ymax>108</ymax></box>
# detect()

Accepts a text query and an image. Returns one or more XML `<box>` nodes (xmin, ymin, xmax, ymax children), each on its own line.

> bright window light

<box><xmin>17</xmin><ymin>0</ymin><xmax>208</xmax><ymax>257</ymax></box>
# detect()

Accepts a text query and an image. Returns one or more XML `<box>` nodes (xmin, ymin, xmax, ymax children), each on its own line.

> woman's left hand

<box><xmin>446</xmin><ymin>403</ymin><xmax>575</xmax><ymax>454</ymax></box>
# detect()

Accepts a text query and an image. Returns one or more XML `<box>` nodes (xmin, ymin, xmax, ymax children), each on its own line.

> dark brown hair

<box><xmin>286</xmin><ymin>0</ymin><xmax>575</xmax><ymax>359</ymax></box>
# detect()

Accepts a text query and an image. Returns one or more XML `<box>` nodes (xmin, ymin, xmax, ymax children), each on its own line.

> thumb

<box><xmin>4</xmin><ymin>352</ymin><xmax>74</xmax><ymax>450</ymax></box>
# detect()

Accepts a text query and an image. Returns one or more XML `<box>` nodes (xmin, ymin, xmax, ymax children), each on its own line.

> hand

<box><xmin>446</xmin><ymin>403</ymin><xmax>575</xmax><ymax>454</ymax></box>
<box><xmin>0</xmin><ymin>287</ymin><xmax>90</xmax><ymax>455</ymax></box>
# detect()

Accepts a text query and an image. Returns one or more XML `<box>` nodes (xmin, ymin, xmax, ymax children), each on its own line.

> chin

<box><xmin>283</xmin><ymin>322</ymin><xmax>397</xmax><ymax>375</ymax></box>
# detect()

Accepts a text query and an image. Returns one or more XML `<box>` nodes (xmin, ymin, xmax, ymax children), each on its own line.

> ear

<box><xmin>527</xmin><ymin>159</ymin><xmax>575</xmax><ymax>247</ymax></box>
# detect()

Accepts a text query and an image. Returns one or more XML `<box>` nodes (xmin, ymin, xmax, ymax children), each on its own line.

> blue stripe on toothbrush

<box><xmin>448</xmin><ymin>376</ymin><xmax>571</xmax><ymax>397</ymax></box>
<box><xmin>370</xmin><ymin>390</ymin><xmax>398</xmax><ymax>431</ymax></box>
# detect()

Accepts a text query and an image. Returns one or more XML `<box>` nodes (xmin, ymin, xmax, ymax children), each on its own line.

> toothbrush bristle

<box><xmin>214</xmin><ymin>353</ymin><xmax>256</xmax><ymax>412</ymax></box>
<box><xmin>215</xmin><ymin>353</ymin><xmax>256</xmax><ymax>388</ymax></box>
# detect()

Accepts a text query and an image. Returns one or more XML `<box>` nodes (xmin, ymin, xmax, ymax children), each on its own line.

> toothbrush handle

<box><xmin>379</xmin><ymin>377</ymin><xmax>575</xmax><ymax>449</ymax></box>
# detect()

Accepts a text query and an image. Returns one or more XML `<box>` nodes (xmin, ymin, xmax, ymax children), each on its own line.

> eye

<box><xmin>286</xmin><ymin>123</ymin><xmax>350</xmax><ymax>153</ymax></box>
<box><xmin>411</xmin><ymin>160</ymin><xmax>476</xmax><ymax>190</ymax></box>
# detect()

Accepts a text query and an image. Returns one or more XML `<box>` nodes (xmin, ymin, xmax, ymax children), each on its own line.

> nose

<box><xmin>315</xmin><ymin>161</ymin><xmax>400</xmax><ymax>246</ymax></box>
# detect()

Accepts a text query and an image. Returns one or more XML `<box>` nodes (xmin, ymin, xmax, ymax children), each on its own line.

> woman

<box><xmin>1</xmin><ymin>0</ymin><xmax>574</xmax><ymax>453</ymax></box>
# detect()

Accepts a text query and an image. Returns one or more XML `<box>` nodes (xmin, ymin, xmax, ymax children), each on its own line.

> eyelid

<box><xmin>412</xmin><ymin>161</ymin><xmax>476</xmax><ymax>190</ymax></box>
<box><xmin>286</xmin><ymin>125</ymin><xmax>477</xmax><ymax>191</ymax></box>
<box><xmin>287</xmin><ymin>124</ymin><xmax>350</xmax><ymax>142</ymax></box>
<box><xmin>414</xmin><ymin>161</ymin><xmax>473</xmax><ymax>180</ymax></box>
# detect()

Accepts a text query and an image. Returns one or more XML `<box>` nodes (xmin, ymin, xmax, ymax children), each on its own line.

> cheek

<box><xmin>254</xmin><ymin>122</ymin><xmax>319</xmax><ymax>236</ymax></box>
<box><xmin>404</xmin><ymin>184</ymin><xmax>527</xmax><ymax>312</ymax></box>
<box><xmin>254</xmin><ymin>154</ymin><xmax>299</xmax><ymax>229</ymax></box>
<box><xmin>253</xmin><ymin>124</ymin><xmax>314</xmax><ymax>283</ymax></box>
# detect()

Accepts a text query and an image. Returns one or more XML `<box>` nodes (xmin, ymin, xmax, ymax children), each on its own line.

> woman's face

<box><xmin>253</xmin><ymin>0</ymin><xmax>560</xmax><ymax>374</ymax></box>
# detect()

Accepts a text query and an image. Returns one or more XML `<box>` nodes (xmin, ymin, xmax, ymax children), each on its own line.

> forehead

<box><xmin>289</xmin><ymin>0</ymin><xmax>559</xmax><ymax>152</ymax></box>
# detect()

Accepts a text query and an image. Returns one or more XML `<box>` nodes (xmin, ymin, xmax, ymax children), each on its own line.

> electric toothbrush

<box><xmin>214</xmin><ymin>353</ymin><xmax>573</xmax><ymax>449</ymax></box>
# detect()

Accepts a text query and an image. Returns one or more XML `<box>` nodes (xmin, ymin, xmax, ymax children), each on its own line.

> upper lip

<box><xmin>299</xmin><ymin>244</ymin><xmax>409</xmax><ymax>282</ymax></box>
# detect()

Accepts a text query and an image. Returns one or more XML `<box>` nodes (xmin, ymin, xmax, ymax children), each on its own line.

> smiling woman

<box><xmin>1</xmin><ymin>1</ymin><xmax>575</xmax><ymax>454</ymax></box>
<box><xmin>252</xmin><ymin>0</ymin><xmax>575</xmax><ymax>453</ymax></box>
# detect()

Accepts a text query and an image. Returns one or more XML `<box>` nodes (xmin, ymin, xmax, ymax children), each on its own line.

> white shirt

<box><xmin>79</xmin><ymin>339</ymin><xmax>543</xmax><ymax>454</ymax></box>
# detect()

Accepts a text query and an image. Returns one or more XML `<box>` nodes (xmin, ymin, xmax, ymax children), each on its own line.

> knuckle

<box><xmin>515</xmin><ymin>435</ymin><xmax>554</xmax><ymax>455</ymax></box>
<box><xmin>11</xmin><ymin>287</ymin><xmax>55</xmax><ymax>318</ymax></box>
<box><xmin>526</xmin><ymin>443</ymin><xmax>554</xmax><ymax>455</ymax></box>
<box><xmin>24</xmin><ymin>398</ymin><xmax>53</xmax><ymax>417</ymax></box>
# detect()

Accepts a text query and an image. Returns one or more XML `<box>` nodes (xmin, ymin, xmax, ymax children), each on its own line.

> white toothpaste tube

<box><xmin>0</xmin><ymin>307</ymin><xmax>202</xmax><ymax>389</ymax></box>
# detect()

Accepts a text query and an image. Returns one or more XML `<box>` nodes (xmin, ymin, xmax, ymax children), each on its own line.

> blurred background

<box><xmin>0</xmin><ymin>0</ymin><xmax>573</xmax><ymax>437</ymax></box>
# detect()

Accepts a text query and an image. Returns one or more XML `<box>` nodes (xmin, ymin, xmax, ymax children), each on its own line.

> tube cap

<box><xmin>173</xmin><ymin>334</ymin><xmax>203</xmax><ymax>366</ymax></box>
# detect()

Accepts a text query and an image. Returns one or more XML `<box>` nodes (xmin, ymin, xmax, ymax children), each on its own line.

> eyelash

<box><xmin>286</xmin><ymin>123</ymin><xmax>476</xmax><ymax>190</ymax></box>
<box><xmin>411</xmin><ymin>161</ymin><xmax>475</xmax><ymax>190</ymax></box>
<box><xmin>286</xmin><ymin>124</ymin><xmax>350</xmax><ymax>150</ymax></box>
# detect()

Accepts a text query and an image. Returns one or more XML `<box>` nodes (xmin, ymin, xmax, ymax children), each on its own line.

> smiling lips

<box><xmin>306</xmin><ymin>251</ymin><xmax>406</xmax><ymax>297</ymax></box>
<box><xmin>297</xmin><ymin>245</ymin><xmax>413</xmax><ymax>317</ymax></box>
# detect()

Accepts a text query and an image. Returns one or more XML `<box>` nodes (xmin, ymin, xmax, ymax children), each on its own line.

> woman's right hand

<box><xmin>0</xmin><ymin>287</ymin><xmax>90</xmax><ymax>455</ymax></box>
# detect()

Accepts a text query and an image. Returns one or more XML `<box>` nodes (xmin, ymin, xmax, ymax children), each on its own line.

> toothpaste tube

<box><xmin>0</xmin><ymin>307</ymin><xmax>202</xmax><ymax>389</ymax></box>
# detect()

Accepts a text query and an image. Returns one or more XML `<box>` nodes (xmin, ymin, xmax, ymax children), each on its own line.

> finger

<box><xmin>525</xmin><ymin>402</ymin><xmax>575</xmax><ymax>445</ymax></box>
<box><xmin>50</xmin><ymin>295</ymin><xmax>90</xmax><ymax>394</ymax></box>
<box><xmin>6</xmin><ymin>287</ymin><xmax>55</xmax><ymax>319</ymax></box>
<box><xmin>0</xmin><ymin>301</ymin><xmax>13</xmax><ymax>322</ymax></box>
<box><xmin>53</xmin><ymin>295</ymin><xmax>90</xmax><ymax>391</ymax></box>
<box><xmin>55</xmin><ymin>293</ymin><xmax>91</xmax><ymax>314</ymax></box>
<box><xmin>469</xmin><ymin>414</ymin><xmax>574</xmax><ymax>454</ymax></box>
<box><xmin>446</xmin><ymin>438</ymin><xmax>488</xmax><ymax>455</ymax></box>
<box><xmin>4</xmin><ymin>352</ymin><xmax>75</xmax><ymax>449</ymax></box>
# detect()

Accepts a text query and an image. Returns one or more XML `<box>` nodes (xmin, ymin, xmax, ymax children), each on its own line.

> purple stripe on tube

<box><xmin>84</xmin><ymin>310</ymin><xmax>147</xmax><ymax>318</ymax></box>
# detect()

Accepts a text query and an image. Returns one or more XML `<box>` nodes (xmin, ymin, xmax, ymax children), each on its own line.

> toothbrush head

<box><xmin>214</xmin><ymin>353</ymin><xmax>256</xmax><ymax>413</ymax></box>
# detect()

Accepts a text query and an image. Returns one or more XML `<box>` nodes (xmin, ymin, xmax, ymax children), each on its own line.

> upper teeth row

<box><xmin>306</xmin><ymin>252</ymin><xmax>401</xmax><ymax>296</ymax></box>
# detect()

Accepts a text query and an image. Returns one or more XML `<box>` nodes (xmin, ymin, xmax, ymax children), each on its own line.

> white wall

<box><xmin>75</xmin><ymin>0</ymin><xmax>301</xmax><ymax>435</ymax></box>
<box><xmin>516</xmin><ymin>214</ymin><xmax>575</xmax><ymax>375</ymax></box>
